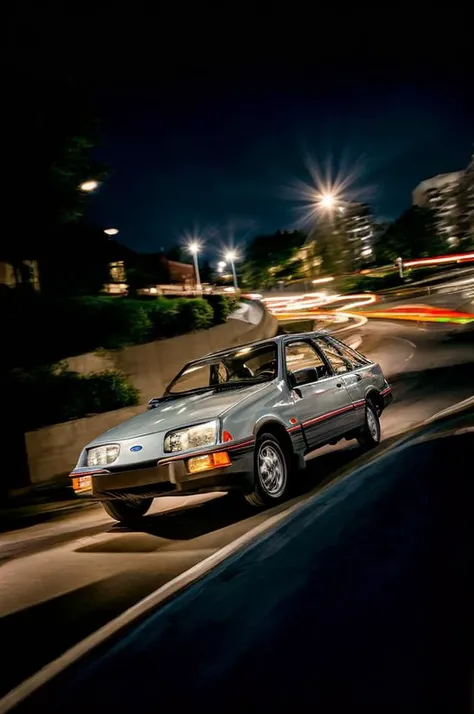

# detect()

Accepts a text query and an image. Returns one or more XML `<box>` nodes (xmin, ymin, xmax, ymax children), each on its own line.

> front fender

<box><xmin>252</xmin><ymin>414</ymin><xmax>294</xmax><ymax>435</ymax></box>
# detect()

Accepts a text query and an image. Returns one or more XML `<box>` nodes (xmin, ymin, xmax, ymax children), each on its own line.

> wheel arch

<box><xmin>365</xmin><ymin>387</ymin><xmax>384</xmax><ymax>415</ymax></box>
<box><xmin>253</xmin><ymin>418</ymin><xmax>295</xmax><ymax>462</ymax></box>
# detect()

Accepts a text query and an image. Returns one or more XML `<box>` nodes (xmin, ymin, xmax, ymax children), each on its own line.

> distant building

<box><xmin>458</xmin><ymin>153</ymin><xmax>474</xmax><ymax>247</ymax></box>
<box><xmin>105</xmin><ymin>249</ymin><xmax>195</xmax><ymax>294</ymax></box>
<box><xmin>0</xmin><ymin>259</ymin><xmax>40</xmax><ymax>290</ymax></box>
<box><xmin>412</xmin><ymin>171</ymin><xmax>463</xmax><ymax>247</ymax></box>
<box><xmin>300</xmin><ymin>202</ymin><xmax>375</xmax><ymax>277</ymax></box>
<box><xmin>338</xmin><ymin>202</ymin><xmax>374</xmax><ymax>264</ymax></box>
<box><xmin>166</xmin><ymin>258</ymin><xmax>195</xmax><ymax>285</ymax></box>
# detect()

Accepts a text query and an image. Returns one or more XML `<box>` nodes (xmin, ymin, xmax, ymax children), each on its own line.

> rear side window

<box><xmin>328</xmin><ymin>337</ymin><xmax>371</xmax><ymax>367</ymax></box>
<box><xmin>313</xmin><ymin>338</ymin><xmax>352</xmax><ymax>374</ymax></box>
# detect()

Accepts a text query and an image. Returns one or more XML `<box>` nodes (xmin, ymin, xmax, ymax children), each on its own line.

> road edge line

<box><xmin>423</xmin><ymin>394</ymin><xmax>474</xmax><ymax>423</ymax></box>
<box><xmin>3</xmin><ymin>394</ymin><xmax>473</xmax><ymax>712</ymax></box>
<box><xmin>0</xmin><ymin>498</ymin><xmax>307</xmax><ymax>714</ymax></box>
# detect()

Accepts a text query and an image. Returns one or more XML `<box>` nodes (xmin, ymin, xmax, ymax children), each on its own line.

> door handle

<box><xmin>355</xmin><ymin>373</ymin><xmax>362</xmax><ymax>382</ymax></box>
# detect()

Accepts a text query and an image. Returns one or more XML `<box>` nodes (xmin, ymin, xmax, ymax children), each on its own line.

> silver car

<box><xmin>70</xmin><ymin>332</ymin><xmax>392</xmax><ymax>523</ymax></box>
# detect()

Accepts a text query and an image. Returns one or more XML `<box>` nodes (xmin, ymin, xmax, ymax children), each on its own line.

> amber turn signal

<box><xmin>72</xmin><ymin>475</ymin><xmax>92</xmax><ymax>493</ymax></box>
<box><xmin>187</xmin><ymin>451</ymin><xmax>231</xmax><ymax>474</ymax></box>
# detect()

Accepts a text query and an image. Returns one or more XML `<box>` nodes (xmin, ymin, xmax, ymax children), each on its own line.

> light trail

<box><xmin>263</xmin><ymin>288</ymin><xmax>474</xmax><ymax>327</ymax></box>
<box><xmin>404</xmin><ymin>251</ymin><xmax>474</xmax><ymax>268</ymax></box>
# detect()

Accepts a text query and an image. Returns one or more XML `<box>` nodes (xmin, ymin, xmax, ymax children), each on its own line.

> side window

<box><xmin>329</xmin><ymin>338</ymin><xmax>370</xmax><ymax>367</ymax></box>
<box><xmin>314</xmin><ymin>337</ymin><xmax>353</xmax><ymax>375</ymax></box>
<box><xmin>285</xmin><ymin>341</ymin><xmax>331</xmax><ymax>382</ymax></box>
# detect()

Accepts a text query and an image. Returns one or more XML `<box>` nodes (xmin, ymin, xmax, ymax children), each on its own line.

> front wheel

<box><xmin>101</xmin><ymin>497</ymin><xmax>153</xmax><ymax>525</ymax></box>
<box><xmin>245</xmin><ymin>433</ymin><xmax>291</xmax><ymax>507</ymax></box>
<box><xmin>357</xmin><ymin>402</ymin><xmax>381</xmax><ymax>450</ymax></box>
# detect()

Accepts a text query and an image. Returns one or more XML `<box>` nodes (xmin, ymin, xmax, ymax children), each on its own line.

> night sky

<box><xmin>7</xmin><ymin>9</ymin><xmax>474</xmax><ymax>256</ymax></box>
<box><xmin>90</xmin><ymin>78</ymin><xmax>472</xmax><ymax>254</ymax></box>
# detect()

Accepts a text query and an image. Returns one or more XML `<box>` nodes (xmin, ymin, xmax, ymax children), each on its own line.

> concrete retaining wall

<box><xmin>25</xmin><ymin>304</ymin><xmax>277</xmax><ymax>487</ymax></box>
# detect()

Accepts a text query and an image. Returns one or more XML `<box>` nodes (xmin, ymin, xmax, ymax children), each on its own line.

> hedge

<box><xmin>204</xmin><ymin>294</ymin><xmax>238</xmax><ymax>323</ymax></box>
<box><xmin>3</xmin><ymin>365</ymin><xmax>140</xmax><ymax>431</ymax></box>
<box><xmin>0</xmin><ymin>294</ymin><xmax>236</xmax><ymax>370</ymax></box>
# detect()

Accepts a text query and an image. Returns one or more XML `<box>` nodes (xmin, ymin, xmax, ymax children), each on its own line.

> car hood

<box><xmin>89</xmin><ymin>383</ymin><xmax>269</xmax><ymax>445</ymax></box>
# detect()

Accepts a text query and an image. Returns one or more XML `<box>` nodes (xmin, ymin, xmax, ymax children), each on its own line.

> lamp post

<box><xmin>188</xmin><ymin>241</ymin><xmax>202</xmax><ymax>291</ymax></box>
<box><xmin>225</xmin><ymin>251</ymin><xmax>238</xmax><ymax>290</ymax></box>
<box><xmin>396</xmin><ymin>256</ymin><xmax>404</xmax><ymax>279</ymax></box>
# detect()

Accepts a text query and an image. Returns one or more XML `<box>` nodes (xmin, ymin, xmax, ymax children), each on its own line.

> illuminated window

<box><xmin>109</xmin><ymin>261</ymin><xmax>125</xmax><ymax>282</ymax></box>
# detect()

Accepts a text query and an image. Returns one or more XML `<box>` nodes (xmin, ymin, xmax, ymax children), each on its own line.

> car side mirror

<box><xmin>290</xmin><ymin>366</ymin><xmax>318</xmax><ymax>387</ymax></box>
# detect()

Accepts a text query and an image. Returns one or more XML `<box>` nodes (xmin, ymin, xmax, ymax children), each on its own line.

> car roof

<box><xmin>202</xmin><ymin>331</ymin><xmax>328</xmax><ymax>360</ymax></box>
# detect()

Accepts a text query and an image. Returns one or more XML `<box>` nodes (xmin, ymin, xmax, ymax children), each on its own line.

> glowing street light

<box><xmin>225</xmin><ymin>250</ymin><xmax>239</xmax><ymax>290</ymax></box>
<box><xmin>79</xmin><ymin>180</ymin><xmax>99</xmax><ymax>192</ymax></box>
<box><xmin>188</xmin><ymin>241</ymin><xmax>202</xmax><ymax>291</ymax></box>
<box><xmin>319</xmin><ymin>193</ymin><xmax>336</xmax><ymax>210</ymax></box>
<box><xmin>104</xmin><ymin>228</ymin><xmax>119</xmax><ymax>236</ymax></box>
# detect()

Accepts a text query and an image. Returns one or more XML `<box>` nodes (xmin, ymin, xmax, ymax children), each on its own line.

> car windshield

<box><xmin>166</xmin><ymin>343</ymin><xmax>278</xmax><ymax>394</ymax></box>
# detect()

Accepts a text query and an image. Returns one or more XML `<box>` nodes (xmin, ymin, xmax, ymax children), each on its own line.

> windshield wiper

<box><xmin>148</xmin><ymin>388</ymin><xmax>215</xmax><ymax>408</ymax></box>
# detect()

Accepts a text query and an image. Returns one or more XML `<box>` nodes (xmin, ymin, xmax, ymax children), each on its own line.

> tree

<box><xmin>240</xmin><ymin>230</ymin><xmax>307</xmax><ymax>288</ymax></box>
<box><xmin>376</xmin><ymin>207</ymin><xmax>444</xmax><ymax>264</ymax></box>
<box><xmin>308</xmin><ymin>216</ymin><xmax>354</xmax><ymax>276</ymax></box>
<box><xmin>5</xmin><ymin>73</ymin><xmax>107</xmax><ymax>291</ymax></box>
<box><xmin>166</xmin><ymin>245</ymin><xmax>185</xmax><ymax>262</ymax></box>
<box><xmin>38</xmin><ymin>222</ymin><xmax>113</xmax><ymax>296</ymax></box>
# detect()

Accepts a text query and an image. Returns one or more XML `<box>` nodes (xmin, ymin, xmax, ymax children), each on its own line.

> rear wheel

<box><xmin>101</xmin><ymin>497</ymin><xmax>153</xmax><ymax>524</ymax></box>
<box><xmin>245</xmin><ymin>433</ymin><xmax>291</xmax><ymax>507</ymax></box>
<box><xmin>357</xmin><ymin>402</ymin><xmax>381</xmax><ymax>450</ymax></box>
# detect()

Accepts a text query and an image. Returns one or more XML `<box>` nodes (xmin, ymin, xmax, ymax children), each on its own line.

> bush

<box><xmin>147</xmin><ymin>298</ymin><xmax>181</xmax><ymax>338</ymax></box>
<box><xmin>204</xmin><ymin>294</ymin><xmax>237</xmax><ymax>323</ymax></box>
<box><xmin>0</xmin><ymin>292</ymin><xmax>238</xmax><ymax>371</ymax></box>
<box><xmin>177</xmin><ymin>298</ymin><xmax>214</xmax><ymax>331</ymax></box>
<box><xmin>3</xmin><ymin>365</ymin><xmax>140</xmax><ymax>431</ymax></box>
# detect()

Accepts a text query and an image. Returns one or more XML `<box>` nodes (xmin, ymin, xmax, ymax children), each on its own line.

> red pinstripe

<box><xmin>287</xmin><ymin>387</ymin><xmax>391</xmax><ymax>435</ymax></box>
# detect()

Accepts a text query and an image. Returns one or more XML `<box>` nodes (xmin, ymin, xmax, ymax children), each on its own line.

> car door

<box><xmin>284</xmin><ymin>339</ymin><xmax>355</xmax><ymax>450</ymax></box>
<box><xmin>313</xmin><ymin>336</ymin><xmax>369</xmax><ymax>428</ymax></box>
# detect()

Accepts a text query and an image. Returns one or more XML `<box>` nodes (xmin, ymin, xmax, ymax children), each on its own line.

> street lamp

<box><xmin>319</xmin><ymin>193</ymin><xmax>335</xmax><ymax>210</ymax></box>
<box><xmin>188</xmin><ymin>241</ymin><xmax>202</xmax><ymax>291</ymax></box>
<box><xmin>104</xmin><ymin>228</ymin><xmax>119</xmax><ymax>236</ymax></box>
<box><xmin>79</xmin><ymin>180</ymin><xmax>99</xmax><ymax>192</ymax></box>
<box><xmin>225</xmin><ymin>250</ymin><xmax>239</xmax><ymax>290</ymax></box>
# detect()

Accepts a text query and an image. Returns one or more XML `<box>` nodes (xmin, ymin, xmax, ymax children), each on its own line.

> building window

<box><xmin>110</xmin><ymin>261</ymin><xmax>125</xmax><ymax>283</ymax></box>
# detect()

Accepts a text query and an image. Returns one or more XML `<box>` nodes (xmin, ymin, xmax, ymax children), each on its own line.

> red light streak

<box><xmin>403</xmin><ymin>251</ymin><xmax>474</xmax><ymax>268</ymax></box>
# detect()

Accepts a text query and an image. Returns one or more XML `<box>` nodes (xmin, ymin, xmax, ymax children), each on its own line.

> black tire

<box><xmin>101</xmin><ymin>497</ymin><xmax>153</xmax><ymax>524</ymax></box>
<box><xmin>245</xmin><ymin>433</ymin><xmax>291</xmax><ymax>507</ymax></box>
<box><xmin>357</xmin><ymin>401</ymin><xmax>381</xmax><ymax>450</ymax></box>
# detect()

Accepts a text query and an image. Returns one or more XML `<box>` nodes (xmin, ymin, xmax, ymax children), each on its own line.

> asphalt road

<box><xmin>0</xmin><ymin>318</ymin><xmax>473</xmax><ymax>700</ymax></box>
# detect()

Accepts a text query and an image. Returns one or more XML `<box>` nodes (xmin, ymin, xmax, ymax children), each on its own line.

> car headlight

<box><xmin>87</xmin><ymin>444</ymin><xmax>120</xmax><ymax>466</ymax></box>
<box><xmin>164</xmin><ymin>420</ymin><xmax>218</xmax><ymax>453</ymax></box>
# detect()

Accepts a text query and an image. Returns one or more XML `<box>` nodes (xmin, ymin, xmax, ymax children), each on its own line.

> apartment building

<box><xmin>338</xmin><ymin>202</ymin><xmax>374</xmax><ymax>263</ymax></box>
<box><xmin>412</xmin><ymin>170</ymin><xmax>463</xmax><ymax>247</ymax></box>
<box><xmin>458</xmin><ymin>154</ymin><xmax>474</xmax><ymax>246</ymax></box>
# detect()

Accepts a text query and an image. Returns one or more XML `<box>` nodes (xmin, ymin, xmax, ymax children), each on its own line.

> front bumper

<box><xmin>70</xmin><ymin>440</ymin><xmax>255</xmax><ymax>501</ymax></box>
